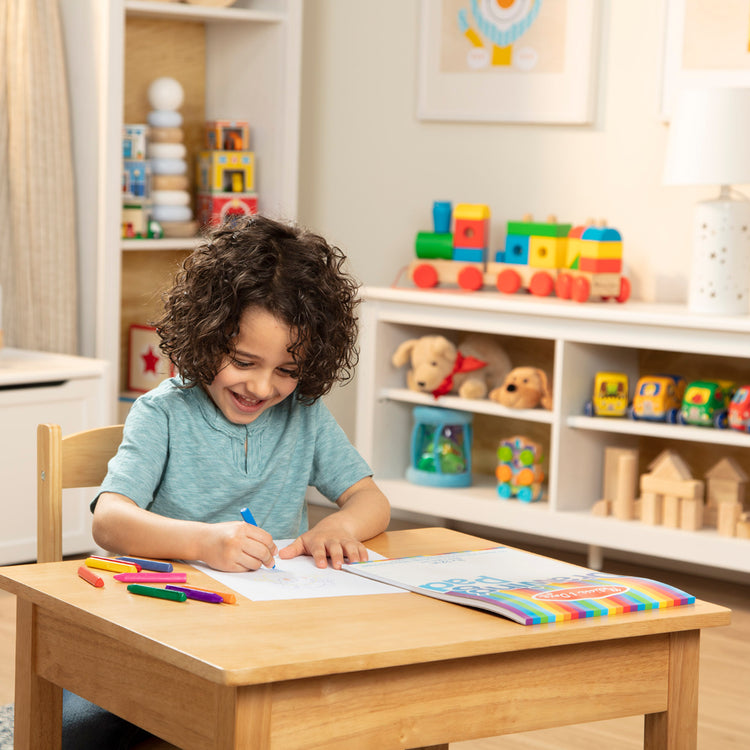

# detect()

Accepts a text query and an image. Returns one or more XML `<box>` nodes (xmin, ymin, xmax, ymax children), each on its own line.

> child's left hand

<box><xmin>278</xmin><ymin>531</ymin><xmax>368</xmax><ymax>570</ymax></box>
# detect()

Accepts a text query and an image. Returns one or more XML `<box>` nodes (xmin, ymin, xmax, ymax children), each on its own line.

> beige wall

<box><xmin>297</xmin><ymin>0</ymin><xmax>748</xmax><ymax>437</ymax></box>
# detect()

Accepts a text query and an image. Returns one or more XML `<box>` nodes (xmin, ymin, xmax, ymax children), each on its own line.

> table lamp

<box><xmin>663</xmin><ymin>86</ymin><xmax>750</xmax><ymax>315</ymax></box>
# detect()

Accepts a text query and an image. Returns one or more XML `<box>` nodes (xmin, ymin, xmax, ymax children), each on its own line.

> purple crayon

<box><xmin>165</xmin><ymin>585</ymin><xmax>224</xmax><ymax>604</ymax></box>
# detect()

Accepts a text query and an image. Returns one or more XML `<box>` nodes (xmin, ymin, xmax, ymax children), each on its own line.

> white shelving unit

<box><xmin>356</xmin><ymin>287</ymin><xmax>750</xmax><ymax>577</ymax></box>
<box><xmin>59</xmin><ymin>0</ymin><xmax>302</xmax><ymax>414</ymax></box>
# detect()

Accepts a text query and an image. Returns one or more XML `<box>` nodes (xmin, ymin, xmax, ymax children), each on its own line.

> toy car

<box><xmin>630</xmin><ymin>374</ymin><xmax>686</xmax><ymax>423</ymax></box>
<box><xmin>584</xmin><ymin>371</ymin><xmax>629</xmax><ymax>417</ymax></box>
<box><xmin>679</xmin><ymin>380</ymin><xmax>735</xmax><ymax>428</ymax></box>
<box><xmin>729</xmin><ymin>384</ymin><xmax>750</xmax><ymax>432</ymax></box>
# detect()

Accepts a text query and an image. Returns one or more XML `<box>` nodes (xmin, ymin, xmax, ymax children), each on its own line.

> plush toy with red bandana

<box><xmin>391</xmin><ymin>333</ymin><xmax>512</xmax><ymax>400</ymax></box>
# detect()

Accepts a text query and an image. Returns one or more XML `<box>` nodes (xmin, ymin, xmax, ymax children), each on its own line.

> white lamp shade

<box><xmin>663</xmin><ymin>87</ymin><xmax>750</xmax><ymax>186</ymax></box>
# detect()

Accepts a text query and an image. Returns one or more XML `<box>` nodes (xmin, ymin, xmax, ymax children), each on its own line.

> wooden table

<box><xmin>0</xmin><ymin>528</ymin><xmax>731</xmax><ymax>749</ymax></box>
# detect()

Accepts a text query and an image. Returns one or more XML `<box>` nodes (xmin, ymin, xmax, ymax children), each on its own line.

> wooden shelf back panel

<box><xmin>119</xmin><ymin>249</ymin><xmax>192</xmax><ymax>388</ymax></box>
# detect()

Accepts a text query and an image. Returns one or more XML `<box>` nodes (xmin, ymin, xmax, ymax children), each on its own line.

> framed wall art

<box><xmin>661</xmin><ymin>0</ymin><xmax>750</xmax><ymax>120</ymax></box>
<box><xmin>417</xmin><ymin>0</ymin><xmax>600</xmax><ymax>124</ymax></box>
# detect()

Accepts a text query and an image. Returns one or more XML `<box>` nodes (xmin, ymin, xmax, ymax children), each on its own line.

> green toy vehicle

<box><xmin>679</xmin><ymin>380</ymin><xmax>735</xmax><ymax>428</ymax></box>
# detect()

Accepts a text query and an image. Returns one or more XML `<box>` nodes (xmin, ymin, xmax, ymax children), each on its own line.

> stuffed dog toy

<box><xmin>489</xmin><ymin>366</ymin><xmax>553</xmax><ymax>410</ymax></box>
<box><xmin>392</xmin><ymin>333</ymin><xmax>512</xmax><ymax>400</ymax></box>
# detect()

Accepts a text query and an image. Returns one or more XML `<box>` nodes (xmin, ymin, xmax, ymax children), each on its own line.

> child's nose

<box><xmin>248</xmin><ymin>369</ymin><xmax>274</xmax><ymax>398</ymax></box>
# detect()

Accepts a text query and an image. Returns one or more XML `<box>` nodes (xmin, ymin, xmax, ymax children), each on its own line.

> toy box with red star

<box><xmin>128</xmin><ymin>324</ymin><xmax>175</xmax><ymax>392</ymax></box>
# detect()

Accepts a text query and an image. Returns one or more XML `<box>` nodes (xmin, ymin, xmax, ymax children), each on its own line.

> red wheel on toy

<box><xmin>412</xmin><ymin>263</ymin><xmax>439</xmax><ymax>289</ymax></box>
<box><xmin>555</xmin><ymin>272</ymin><xmax>572</xmax><ymax>299</ymax></box>
<box><xmin>529</xmin><ymin>271</ymin><xmax>554</xmax><ymax>298</ymax></box>
<box><xmin>571</xmin><ymin>276</ymin><xmax>590</xmax><ymax>303</ymax></box>
<box><xmin>457</xmin><ymin>265</ymin><xmax>484</xmax><ymax>291</ymax></box>
<box><xmin>496</xmin><ymin>269</ymin><xmax>521</xmax><ymax>294</ymax></box>
<box><xmin>616</xmin><ymin>276</ymin><xmax>631</xmax><ymax>303</ymax></box>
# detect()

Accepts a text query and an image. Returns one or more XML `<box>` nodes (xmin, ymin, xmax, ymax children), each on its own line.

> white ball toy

<box><xmin>148</xmin><ymin>77</ymin><xmax>184</xmax><ymax>112</ymax></box>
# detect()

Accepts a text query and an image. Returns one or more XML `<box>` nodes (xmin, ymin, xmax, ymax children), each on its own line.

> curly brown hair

<box><xmin>154</xmin><ymin>215</ymin><xmax>361</xmax><ymax>403</ymax></box>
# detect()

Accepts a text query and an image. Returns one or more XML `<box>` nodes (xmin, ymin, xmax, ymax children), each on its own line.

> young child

<box><xmin>64</xmin><ymin>214</ymin><xmax>390</xmax><ymax>749</ymax></box>
<box><xmin>92</xmin><ymin>213</ymin><xmax>390</xmax><ymax>569</ymax></box>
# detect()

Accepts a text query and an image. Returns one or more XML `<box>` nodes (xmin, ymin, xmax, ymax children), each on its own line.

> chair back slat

<box><xmin>36</xmin><ymin>423</ymin><xmax>124</xmax><ymax>563</ymax></box>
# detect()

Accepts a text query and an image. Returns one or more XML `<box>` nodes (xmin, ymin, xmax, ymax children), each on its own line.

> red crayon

<box><xmin>78</xmin><ymin>565</ymin><xmax>104</xmax><ymax>588</ymax></box>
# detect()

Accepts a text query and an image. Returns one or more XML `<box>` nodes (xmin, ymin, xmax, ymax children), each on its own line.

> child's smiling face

<box><xmin>204</xmin><ymin>306</ymin><xmax>299</xmax><ymax>424</ymax></box>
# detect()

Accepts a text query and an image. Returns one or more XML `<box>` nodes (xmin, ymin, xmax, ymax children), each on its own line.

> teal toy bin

<box><xmin>407</xmin><ymin>406</ymin><xmax>473</xmax><ymax>488</ymax></box>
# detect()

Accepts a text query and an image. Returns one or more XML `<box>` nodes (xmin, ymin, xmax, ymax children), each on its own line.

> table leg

<box><xmin>644</xmin><ymin>630</ymin><xmax>699</xmax><ymax>750</ymax></box>
<box><xmin>14</xmin><ymin>599</ymin><xmax>62</xmax><ymax>750</ymax></box>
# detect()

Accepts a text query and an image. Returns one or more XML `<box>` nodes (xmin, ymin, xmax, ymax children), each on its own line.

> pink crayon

<box><xmin>113</xmin><ymin>572</ymin><xmax>187</xmax><ymax>583</ymax></box>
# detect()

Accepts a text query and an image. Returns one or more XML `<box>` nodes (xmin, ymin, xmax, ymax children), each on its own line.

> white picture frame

<box><xmin>661</xmin><ymin>0</ymin><xmax>750</xmax><ymax>121</ymax></box>
<box><xmin>417</xmin><ymin>0</ymin><xmax>600</xmax><ymax>124</ymax></box>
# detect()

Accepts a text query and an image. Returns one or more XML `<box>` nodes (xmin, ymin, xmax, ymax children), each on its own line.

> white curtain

<box><xmin>0</xmin><ymin>0</ymin><xmax>78</xmax><ymax>354</ymax></box>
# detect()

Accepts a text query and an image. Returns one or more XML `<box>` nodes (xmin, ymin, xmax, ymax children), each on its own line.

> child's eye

<box><xmin>232</xmin><ymin>359</ymin><xmax>254</xmax><ymax>369</ymax></box>
<box><xmin>278</xmin><ymin>367</ymin><xmax>299</xmax><ymax>378</ymax></box>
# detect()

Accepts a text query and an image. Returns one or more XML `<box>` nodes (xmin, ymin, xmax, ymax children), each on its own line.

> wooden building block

<box><xmin>717</xmin><ymin>502</ymin><xmax>742</xmax><ymax>537</ymax></box>
<box><xmin>592</xmin><ymin>498</ymin><xmax>611</xmax><ymax>517</ymax></box>
<box><xmin>640</xmin><ymin>475</ymin><xmax>704</xmax><ymax>499</ymax></box>
<box><xmin>613</xmin><ymin>451</ymin><xmax>637</xmax><ymax>520</ymax></box>
<box><xmin>736</xmin><ymin>513</ymin><xmax>750</xmax><ymax>539</ymax></box>
<box><xmin>662</xmin><ymin>495</ymin><xmax>681</xmax><ymax>528</ymax></box>
<box><xmin>640</xmin><ymin>493</ymin><xmax>662</xmax><ymax>525</ymax></box>
<box><xmin>603</xmin><ymin>447</ymin><xmax>638</xmax><ymax>501</ymax></box>
<box><xmin>680</xmin><ymin>498</ymin><xmax>704</xmax><ymax>531</ymax></box>
<box><xmin>707</xmin><ymin>478</ymin><xmax>746</xmax><ymax>506</ymax></box>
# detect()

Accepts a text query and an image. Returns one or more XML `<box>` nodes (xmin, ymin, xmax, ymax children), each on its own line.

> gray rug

<box><xmin>0</xmin><ymin>704</ymin><xmax>11</xmax><ymax>750</ymax></box>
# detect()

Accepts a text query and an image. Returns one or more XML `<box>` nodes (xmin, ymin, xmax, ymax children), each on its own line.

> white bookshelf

<box><xmin>59</xmin><ymin>0</ymin><xmax>302</xmax><ymax>414</ymax></box>
<box><xmin>356</xmin><ymin>287</ymin><xmax>750</xmax><ymax>577</ymax></box>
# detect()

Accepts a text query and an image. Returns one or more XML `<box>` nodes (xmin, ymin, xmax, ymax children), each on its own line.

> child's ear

<box><xmin>392</xmin><ymin>339</ymin><xmax>417</xmax><ymax>368</ymax></box>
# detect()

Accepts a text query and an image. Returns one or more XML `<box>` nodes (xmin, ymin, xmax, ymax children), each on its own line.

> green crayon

<box><xmin>127</xmin><ymin>583</ymin><xmax>187</xmax><ymax>602</ymax></box>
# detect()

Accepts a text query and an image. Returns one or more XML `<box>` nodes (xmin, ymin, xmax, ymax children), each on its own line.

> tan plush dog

<box><xmin>489</xmin><ymin>366</ymin><xmax>553</xmax><ymax>410</ymax></box>
<box><xmin>392</xmin><ymin>333</ymin><xmax>512</xmax><ymax>399</ymax></box>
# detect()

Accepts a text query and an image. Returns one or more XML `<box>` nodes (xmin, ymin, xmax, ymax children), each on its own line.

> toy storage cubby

<box><xmin>356</xmin><ymin>287</ymin><xmax>750</xmax><ymax>578</ymax></box>
<box><xmin>59</xmin><ymin>0</ymin><xmax>301</xmax><ymax>417</ymax></box>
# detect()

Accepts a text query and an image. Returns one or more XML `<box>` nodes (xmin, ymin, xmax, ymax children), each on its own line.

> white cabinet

<box><xmin>0</xmin><ymin>348</ymin><xmax>109</xmax><ymax>564</ymax></box>
<box><xmin>356</xmin><ymin>287</ymin><xmax>750</xmax><ymax>577</ymax></box>
<box><xmin>59</xmin><ymin>0</ymin><xmax>302</xmax><ymax>408</ymax></box>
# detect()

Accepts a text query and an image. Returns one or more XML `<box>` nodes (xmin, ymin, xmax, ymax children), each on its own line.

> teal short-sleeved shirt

<box><xmin>95</xmin><ymin>378</ymin><xmax>373</xmax><ymax>539</ymax></box>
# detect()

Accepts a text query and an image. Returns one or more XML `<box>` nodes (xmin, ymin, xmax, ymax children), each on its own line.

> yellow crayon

<box><xmin>85</xmin><ymin>557</ymin><xmax>139</xmax><ymax>574</ymax></box>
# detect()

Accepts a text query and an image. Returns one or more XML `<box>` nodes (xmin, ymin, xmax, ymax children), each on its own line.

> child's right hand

<box><xmin>198</xmin><ymin>521</ymin><xmax>277</xmax><ymax>572</ymax></box>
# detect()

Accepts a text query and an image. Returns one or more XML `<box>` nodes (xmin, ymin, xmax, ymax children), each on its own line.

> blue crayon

<box><xmin>117</xmin><ymin>556</ymin><xmax>173</xmax><ymax>572</ymax></box>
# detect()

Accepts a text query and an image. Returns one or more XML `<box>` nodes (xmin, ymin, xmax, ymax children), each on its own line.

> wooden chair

<box><xmin>35</xmin><ymin>423</ymin><xmax>180</xmax><ymax>749</ymax></box>
<box><xmin>36</xmin><ymin>423</ymin><xmax>124</xmax><ymax>563</ymax></box>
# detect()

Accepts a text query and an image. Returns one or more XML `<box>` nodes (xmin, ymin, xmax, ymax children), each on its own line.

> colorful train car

<box><xmin>409</xmin><ymin>204</ymin><xmax>630</xmax><ymax>303</ymax></box>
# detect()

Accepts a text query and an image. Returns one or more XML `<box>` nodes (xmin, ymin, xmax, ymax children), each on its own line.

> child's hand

<box><xmin>279</xmin><ymin>531</ymin><xmax>368</xmax><ymax>570</ymax></box>
<box><xmin>198</xmin><ymin>521</ymin><xmax>277</xmax><ymax>572</ymax></box>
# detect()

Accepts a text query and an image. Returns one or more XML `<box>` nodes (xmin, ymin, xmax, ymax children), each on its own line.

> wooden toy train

<box><xmin>410</xmin><ymin>202</ymin><xmax>631</xmax><ymax>304</ymax></box>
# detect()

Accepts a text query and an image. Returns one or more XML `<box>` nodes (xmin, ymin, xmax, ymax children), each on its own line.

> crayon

<box><xmin>78</xmin><ymin>565</ymin><xmax>104</xmax><ymax>588</ymax></box>
<box><xmin>88</xmin><ymin>555</ymin><xmax>141</xmax><ymax>571</ymax></box>
<box><xmin>113</xmin><ymin>572</ymin><xmax>187</xmax><ymax>583</ymax></box>
<box><xmin>116</xmin><ymin>556</ymin><xmax>173</xmax><ymax>572</ymax></box>
<box><xmin>85</xmin><ymin>557</ymin><xmax>139</xmax><ymax>574</ymax></box>
<box><xmin>127</xmin><ymin>584</ymin><xmax>187</xmax><ymax>602</ymax></box>
<box><xmin>175</xmin><ymin>585</ymin><xmax>237</xmax><ymax>604</ymax></box>
<box><xmin>165</xmin><ymin>585</ymin><xmax>224</xmax><ymax>603</ymax></box>
<box><xmin>240</xmin><ymin>506</ymin><xmax>276</xmax><ymax>569</ymax></box>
